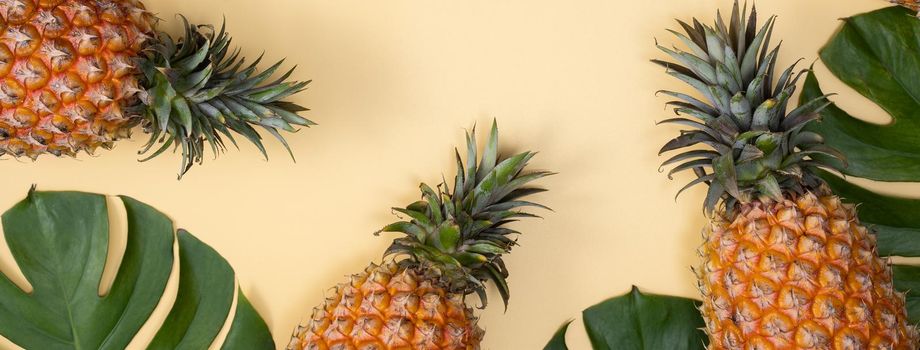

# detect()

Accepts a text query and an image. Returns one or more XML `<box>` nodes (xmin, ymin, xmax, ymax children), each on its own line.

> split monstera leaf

<box><xmin>545</xmin><ymin>5</ymin><xmax>920</xmax><ymax>349</ymax></box>
<box><xmin>0</xmin><ymin>189</ymin><xmax>273</xmax><ymax>349</ymax></box>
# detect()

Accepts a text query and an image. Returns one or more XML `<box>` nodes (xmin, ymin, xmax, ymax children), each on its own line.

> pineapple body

<box><xmin>700</xmin><ymin>191</ymin><xmax>919</xmax><ymax>349</ymax></box>
<box><xmin>288</xmin><ymin>262</ymin><xmax>484</xmax><ymax>350</ymax></box>
<box><xmin>0</xmin><ymin>0</ymin><xmax>153</xmax><ymax>158</ymax></box>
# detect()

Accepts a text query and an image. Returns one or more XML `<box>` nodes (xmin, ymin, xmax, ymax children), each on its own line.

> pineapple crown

<box><xmin>137</xmin><ymin>17</ymin><xmax>312</xmax><ymax>178</ymax></box>
<box><xmin>655</xmin><ymin>1</ymin><xmax>844</xmax><ymax>215</ymax></box>
<box><xmin>378</xmin><ymin>121</ymin><xmax>552</xmax><ymax>309</ymax></box>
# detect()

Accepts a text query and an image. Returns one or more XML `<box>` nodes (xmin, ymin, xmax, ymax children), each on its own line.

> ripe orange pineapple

<box><xmin>656</xmin><ymin>2</ymin><xmax>919</xmax><ymax>348</ymax></box>
<box><xmin>0</xmin><ymin>0</ymin><xmax>311</xmax><ymax>177</ymax></box>
<box><xmin>287</xmin><ymin>121</ymin><xmax>551</xmax><ymax>349</ymax></box>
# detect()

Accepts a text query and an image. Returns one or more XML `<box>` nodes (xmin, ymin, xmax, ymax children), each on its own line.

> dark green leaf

<box><xmin>802</xmin><ymin>6</ymin><xmax>920</xmax><ymax>180</ymax></box>
<box><xmin>703</xmin><ymin>180</ymin><xmax>724</xmax><ymax>215</ymax></box>
<box><xmin>667</xmin><ymin>159</ymin><xmax>712</xmax><ymax>179</ymax></box>
<box><xmin>454</xmin><ymin>252</ymin><xmax>488</xmax><ymax>266</ymax></box>
<box><xmin>756</xmin><ymin>174</ymin><xmax>782</xmax><ymax>201</ymax></box>
<box><xmin>148</xmin><ymin>230</ymin><xmax>234</xmax><ymax>349</ymax></box>
<box><xmin>582</xmin><ymin>286</ymin><xmax>707</xmax><ymax>350</ymax></box>
<box><xmin>660</xmin><ymin>131</ymin><xmax>727</xmax><ymax>155</ymax></box>
<box><xmin>392</xmin><ymin>208</ymin><xmax>433</xmax><ymax>228</ymax></box>
<box><xmin>661</xmin><ymin>150</ymin><xmax>721</xmax><ymax>167</ymax></box>
<box><xmin>379</xmin><ymin>221</ymin><xmax>427</xmax><ymax>243</ymax></box>
<box><xmin>0</xmin><ymin>191</ymin><xmax>273</xmax><ymax>349</ymax></box>
<box><xmin>476</xmin><ymin>120</ymin><xmax>500</xmax><ymax>181</ymax></box>
<box><xmin>153</xmin><ymin>74</ymin><xmax>177</xmax><ymax>132</ymax></box>
<box><xmin>542</xmin><ymin>320</ymin><xmax>572</xmax><ymax>350</ymax></box>
<box><xmin>876</xmin><ymin>225</ymin><xmax>920</xmax><ymax>258</ymax></box>
<box><xmin>172</xmin><ymin>40</ymin><xmax>211</xmax><ymax>72</ymax></box>
<box><xmin>750</xmin><ymin>98</ymin><xmax>777</xmax><ymax>131</ymax></box>
<box><xmin>894</xmin><ymin>265</ymin><xmax>920</xmax><ymax>323</ymax></box>
<box><xmin>675</xmin><ymin>174</ymin><xmax>715</xmax><ymax>200</ymax></box>
<box><xmin>713</xmin><ymin>153</ymin><xmax>740</xmax><ymax>199</ymax></box>
<box><xmin>485</xmin><ymin>263</ymin><xmax>510</xmax><ymax>310</ymax></box>
<box><xmin>173</xmin><ymin>97</ymin><xmax>193</xmax><ymax>136</ymax></box>
<box><xmin>221</xmin><ymin>290</ymin><xmax>275</xmax><ymax>350</ymax></box>
<box><xmin>420</xmin><ymin>183</ymin><xmax>444</xmax><ymax>223</ymax></box>
<box><xmin>466</xmin><ymin>242</ymin><xmax>505</xmax><ymax>255</ymax></box>
<box><xmin>267</xmin><ymin>105</ymin><xmax>314</xmax><ymax>126</ymax></box>
<box><xmin>740</xmin><ymin>16</ymin><xmax>773</xmax><ymax>82</ymax></box>
<box><xmin>657</xmin><ymin>90</ymin><xmax>718</xmax><ymax>116</ymax></box>
<box><xmin>436</xmin><ymin>224</ymin><xmax>461</xmax><ymax>252</ymax></box>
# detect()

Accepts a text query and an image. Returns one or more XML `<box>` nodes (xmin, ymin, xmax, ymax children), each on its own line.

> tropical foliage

<box><xmin>0</xmin><ymin>189</ymin><xmax>273</xmax><ymax>349</ymax></box>
<box><xmin>543</xmin><ymin>287</ymin><xmax>706</xmax><ymax>350</ymax></box>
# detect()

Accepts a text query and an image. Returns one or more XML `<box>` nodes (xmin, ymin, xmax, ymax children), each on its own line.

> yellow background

<box><xmin>0</xmin><ymin>0</ymin><xmax>914</xmax><ymax>348</ymax></box>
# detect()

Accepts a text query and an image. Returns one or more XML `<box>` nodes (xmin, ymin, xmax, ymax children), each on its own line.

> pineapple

<box><xmin>0</xmin><ymin>0</ymin><xmax>311</xmax><ymax>177</ymax></box>
<box><xmin>287</xmin><ymin>121</ymin><xmax>551</xmax><ymax>349</ymax></box>
<box><xmin>656</xmin><ymin>2</ymin><xmax>919</xmax><ymax>348</ymax></box>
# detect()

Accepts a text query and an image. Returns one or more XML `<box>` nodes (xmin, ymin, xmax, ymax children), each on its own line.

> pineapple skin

<box><xmin>699</xmin><ymin>191</ymin><xmax>919</xmax><ymax>349</ymax></box>
<box><xmin>288</xmin><ymin>262</ymin><xmax>484</xmax><ymax>350</ymax></box>
<box><xmin>0</xmin><ymin>0</ymin><xmax>154</xmax><ymax>158</ymax></box>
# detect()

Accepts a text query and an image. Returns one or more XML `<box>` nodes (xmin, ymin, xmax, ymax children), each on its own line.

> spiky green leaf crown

<box><xmin>378</xmin><ymin>121</ymin><xmax>552</xmax><ymax>309</ymax></box>
<box><xmin>137</xmin><ymin>17</ymin><xmax>312</xmax><ymax>178</ymax></box>
<box><xmin>655</xmin><ymin>1</ymin><xmax>844</xmax><ymax>214</ymax></box>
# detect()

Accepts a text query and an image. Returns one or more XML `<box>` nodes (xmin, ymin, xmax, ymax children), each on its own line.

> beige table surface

<box><xmin>0</xmin><ymin>0</ymin><xmax>913</xmax><ymax>348</ymax></box>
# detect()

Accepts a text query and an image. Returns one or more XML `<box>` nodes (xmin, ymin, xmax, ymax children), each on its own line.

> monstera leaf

<box><xmin>543</xmin><ymin>321</ymin><xmax>573</xmax><ymax>350</ymax></box>
<box><xmin>800</xmin><ymin>5</ymin><xmax>920</xmax><ymax>323</ymax></box>
<box><xmin>543</xmin><ymin>287</ymin><xmax>706</xmax><ymax>350</ymax></box>
<box><xmin>0</xmin><ymin>189</ymin><xmax>273</xmax><ymax>349</ymax></box>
